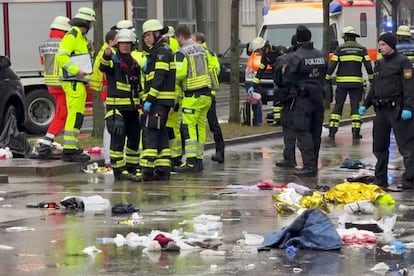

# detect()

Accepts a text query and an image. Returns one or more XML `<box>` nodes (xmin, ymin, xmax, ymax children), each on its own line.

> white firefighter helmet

<box><xmin>74</xmin><ymin>7</ymin><xmax>96</xmax><ymax>22</ymax></box>
<box><xmin>116</xmin><ymin>20</ymin><xmax>135</xmax><ymax>31</ymax></box>
<box><xmin>115</xmin><ymin>29</ymin><xmax>136</xmax><ymax>43</ymax></box>
<box><xmin>250</xmin><ymin>37</ymin><xmax>266</xmax><ymax>52</ymax></box>
<box><xmin>142</xmin><ymin>19</ymin><xmax>168</xmax><ymax>34</ymax></box>
<box><xmin>164</xmin><ymin>26</ymin><xmax>175</xmax><ymax>37</ymax></box>
<box><xmin>396</xmin><ymin>25</ymin><xmax>411</xmax><ymax>37</ymax></box>
<box><xmin>342</xmin><ymin>26</ymin><xmax>360</xmax><ymax>37</ymax></box>
<box><xmin>50</xmin><ymin>16</ymin><xmax>71</xmax><ymax>32</ymax></box>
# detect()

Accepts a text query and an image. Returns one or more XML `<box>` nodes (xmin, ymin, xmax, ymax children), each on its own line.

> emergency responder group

<box><xmin>35</xmin><ymin>7</ymin><xmax>225</xmax><ymax>182</ymax></box>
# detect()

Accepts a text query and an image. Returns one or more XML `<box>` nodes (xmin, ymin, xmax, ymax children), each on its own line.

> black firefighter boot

<box><xmin>211</xmin><ymin>143</ymin><xmax>225</xmax><ymax>163</ymax></box>
<box><xmin>352</xmin><ymin>128</ymin><xmax>362</xmax><ymax>139</ymax></box>
<box><xmin>328</xmin><ymin>127</ymin><xmax>337</xmax><ymax>138</ymax></box>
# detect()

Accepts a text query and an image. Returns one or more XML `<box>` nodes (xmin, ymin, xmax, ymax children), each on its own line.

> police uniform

<box><xmin>362</xmin><ymin>33</ymin><xmax>414</xmax><ymax>189</ymax></box>
<box><xmin>283</xmin><ymin>26</ymin><xmax>327</xmax><ymax>177</ymax></box>
<box><xmin>273</xmin><ymin>39</ymin><xmax>298</xmax><ymax>168</ymax></box>
<box><xmin>326</xmin><ymin>31</ymin><xmax>374</xmax><ymax>139</ymax></box>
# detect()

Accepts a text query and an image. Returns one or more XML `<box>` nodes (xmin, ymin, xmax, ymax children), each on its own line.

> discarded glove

<box><xmin>358</xmin><ymin>106</ymin><xmax>366</xmax><ymax>116</ymax></box>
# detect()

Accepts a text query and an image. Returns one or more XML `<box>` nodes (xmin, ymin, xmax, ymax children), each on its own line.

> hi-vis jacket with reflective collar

<box><xmin>99</xmin><ymin>52</ymin><xmax>141</xmax><ymax>111</ymax></box>
<box><xmin>176</xmin><ymin>39</ymin><xmax>211</xmax><ymax>93</ymax></box>
<box><xmin>39</xmin><ymin>29</ymin><xmax>67</xmax><ymax>87</ymax></box>
<box><xmin>201</xmin><ymin>42</ymin><xmax>220</xmax><ymax>95</ymax></box>
<box><xmin>325</xmin><ymin>41</ymin><xmax>373</xmax><ymax>88</ymax></box>
<box><xmin>143</xmin><ymin>39</ymin><xmax>176</xmax><ymax>107</ymax></box>
<box><xmin>56</xmin><ymin>26</ymin><xmax>90</xmax><ymax>81</ymax></box>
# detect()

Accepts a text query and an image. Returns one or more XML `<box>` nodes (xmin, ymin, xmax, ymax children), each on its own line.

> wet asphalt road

<box><xmin>1</xmin><ymin>121</ymin><xmax>414</xmax><ymax>275</ymax></box>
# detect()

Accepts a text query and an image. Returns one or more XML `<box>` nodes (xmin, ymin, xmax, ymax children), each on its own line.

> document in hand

<box><xmin>70</xmin><ymin>54</ymin><xmax>92</xmax><ymax>74</ymax></box>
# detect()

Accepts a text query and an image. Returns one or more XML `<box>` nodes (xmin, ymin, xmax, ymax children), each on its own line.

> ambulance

<box><xmin>245</xmin><ymin>0</ymin><xmax>377</xmax><ymax>103</ymax></box>
<box><xmin>0</xmin><ymin>0</ymin><xmax>131</xmax><ymax>134</ymax></box>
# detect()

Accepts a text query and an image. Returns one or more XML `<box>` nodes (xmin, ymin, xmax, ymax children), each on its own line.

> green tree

<box><xmin>92</xmin><ymin>0</ymin><xmax>105</xmax><ymax>138</ymax></box>
<box><xmin>228</xmin><ymin>0</ymin><xmax>240</xmax><ymax>123</ymax></box>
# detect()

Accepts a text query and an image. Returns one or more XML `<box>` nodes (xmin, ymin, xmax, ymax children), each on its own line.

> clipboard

<box><xmin>70</xmin><ymin>54</ymin><xmax>92</xmax><ymax>74</ymax></box>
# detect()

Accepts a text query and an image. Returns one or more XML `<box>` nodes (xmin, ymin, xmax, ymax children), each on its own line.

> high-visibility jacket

<box><xmin>326</xmin><ymin>40</ymin><xmax>374</xmax><ymax>88</ymax></box>
<box><xmin>56</xmin><ymin>26</ymin><xmax>90</xmax><ymax>81</ymax></box>
<box><xmin>39</xmin><ymin>29</ymin><xmax>67</xmax><ymax>87</ymax></box>
<box><xmin>202</xmin><ymin>42</ymin><xmax>220</xmax><ymax>95</ymax></box>
<box><xmin>89</xmin><ymin>42</ymin><xmax>108</xmax><ymax>93</ymax></box>
<box><xmin>168</xmin><ymin>37</ymin><xmax>180</xmax><ymax>54</ymax></box>
<box><xmin>176</xmin><ymin>39</ymin><xmax>211</xmax><ymax>93</ymax></box>
<box><xmin>143</xmin><ymin>39</ymin><xmax>176</xmax><ymax>107</ymax></box>
<box><xmin>99</xmin><ymin>51</ymin><xmax>141</xmax><ymax>111</ymax></box>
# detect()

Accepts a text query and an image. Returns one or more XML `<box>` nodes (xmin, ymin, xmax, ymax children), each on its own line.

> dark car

<box><xmin>218</xmin><ymin>43</ymin><xmax>249</xmax><ymax>83</ymax></box>
<box><xmin>0</xmin><ymin>56</ymin><xmax>28</xmax><ymax>155</ymax></box>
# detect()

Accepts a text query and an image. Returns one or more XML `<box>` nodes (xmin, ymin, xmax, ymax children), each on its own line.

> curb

<box><xmin>205</xmin><ymin>114</ymin><xmax>375</xmax><ymax>150</ymax></box>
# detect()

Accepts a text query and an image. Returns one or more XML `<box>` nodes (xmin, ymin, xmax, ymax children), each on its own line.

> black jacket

<box><xmin>363</xmin><ymin>51</ymin><xmax>414</xmax><ymax>111</ymax></box>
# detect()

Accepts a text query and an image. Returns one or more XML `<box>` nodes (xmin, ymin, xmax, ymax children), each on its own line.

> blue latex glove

<box><xmin>247</xmin><ymin>86</ymin><xmax>254</xmax><ymax>95</ymax></box>
<box><xmin>401</xmin><ymin>109</ymin><xmax>412</xmax><ymax>120</ymax></box>
<box><xmin>143</xmin><ymin>59</ymin><xmax>148</xmax><ymax>72</ymax></box>
<box><xmin>143</xmin><ymin>101</ymin><xmax>152</xmax><ymax>112</ymax></box>
<box><xmin>358</xmin><ymin>106</ymin><xmax>366</xmax><ymax>116</ymax></box>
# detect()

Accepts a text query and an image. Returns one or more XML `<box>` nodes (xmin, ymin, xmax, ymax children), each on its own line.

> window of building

<box><xmin>241</xmin><ymin>0</ymin><xmax>255</xmax><ymax>26</ymax></box>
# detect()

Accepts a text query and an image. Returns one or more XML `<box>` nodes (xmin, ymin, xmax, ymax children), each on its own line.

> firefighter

<box><xmin>137</xmin><ymin>19</ymin><xmax>176</xmax><ymax>181</ymax></box>
<box><xmin>33</xmin><ymin>16</ymin><xmax>71</xmax><ymax>159</ymax></box>
<box><xmin>273</xmin><ymin>34</ymin><xmax>299</xmax><ymax>168</ymax></box>
<box><xmin>56</xmin><ymin>7</ymin><xmax>96</xmax><ymax>162</ymax></box>
<box><xmin>247</xmin><ymin>37</ymin><xmax>285</xmax><ymax>125</ymax></box>
<box><xmin>283</xmin><ymin>25</ymin><xmax>327</xmax><ymax>177</ymax></box>
<box><xmin>174</xmin><ymin>25</ymin><xmax>212</xmax><ymax>172</ymax></box>
<box><xmin>396</xmin><ymin>25</ymin><xmax>414</xmax><ymax>60</ymax></box>
<box><xmin>164</xmin><ymin>26</ymin><xmax>180</xmax><ymax>53</ymax></box>
<box><xmin>359</xmin><ymin>32</ymin><xmax>414</xmax><ymax>190</ymax></box>
<box><xmin>99</xmin><ymin>29</ymin><xmax>141</xmax><ymax>181</ymax></box>
<box><xmin>326</xmin><ymin>26</ymin><xmax>374</xmax><ymax>140</ymax></box>
<box><xmin>192</xmin><ymin>32</ymin><xmax>225</xmax><ymax>163</ymax></box>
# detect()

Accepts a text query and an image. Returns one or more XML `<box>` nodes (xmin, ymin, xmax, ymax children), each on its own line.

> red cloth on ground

<box><xmin>154</xmin><ymin>234</ymin><xmax>174</xmax><ymax>248</ymax></box>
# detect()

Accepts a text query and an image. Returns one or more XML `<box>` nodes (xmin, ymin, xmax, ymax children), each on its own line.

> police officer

<box><xmin>56</xmin><ymin>7</ymin><xmax>96</xmax><ymax>162</ymax></box>
<box><xmin>138</xmin><ymin>19</ymin><xmax>176</xmax><ymax>181</ymax></box>
<box><xmin>174</xmin><ymin>25</ymin><xmax>212</xmax><ymax>172</ymax></box>
<box><xmin>396</xmin><ymin>25</ymin><xmax>414</xmax><ymax>60</ymax></box>
<box><xmin>99</xmin><ymin>29</ymin><xmax>141</xmax><ymax>181</ymax></box>
<box><xmin>326</xmin><ymin>26</ymin><xmax>374</xmax><ymax>140</ymax></box>
<box><xmin>274</xmin><ymin>34</ymin><xmax>298</xmax><ymax>168</ymax></box>
<box><xmin>248</xmin><ymin>37</ymin><xmax>285</xmax><ymax>124</ymax></box>
<box><xmin>192</xmin><ymin>32</ymin><xmax>225</xmax><ymax>163</ymax></box>
<box><xmin>283</xmin><ymin>25</ymin><xmax>327</xmax><ymax>177</ymax></box>
<box><xmin>34</xmin><ymin>16</ymin><xmax>71</xmax><ymax>159</ymax></box>
<box><xmin>359</xmin><ymin>32</ymin><xmax>414</xmax><ymax>190</ymax></box>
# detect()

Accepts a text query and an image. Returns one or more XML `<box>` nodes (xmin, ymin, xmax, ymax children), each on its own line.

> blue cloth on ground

<box><xmin>263</xmin><ymin>208</ymin><xmax>342</xmax><ymax>250</ymax></box>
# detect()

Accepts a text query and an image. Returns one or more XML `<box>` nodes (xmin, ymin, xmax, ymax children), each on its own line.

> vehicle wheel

<box><xmin>24</xmin><ymin>89</ymin><xmax>55</xmax><ymax>135</ymax></box>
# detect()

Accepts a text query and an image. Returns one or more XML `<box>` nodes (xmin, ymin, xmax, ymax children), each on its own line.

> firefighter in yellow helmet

<box><xmin>100</xmin><ymin>29</ymin><xmax>142</xmax><ymax>181</ymax></box>
<box><xmin>192</xmin><ymin>32</ymin><xmax>224</xmax><ymax>163</ymax></box>
<box><xmin>136</xmin><ymin>19</ymin><xmax>176</xmax><ymax>181</ymax></box>
<box><xmin>174</xmin><ymin>25</ymin><xmax>212</xmax><ymax>172</ymax></box>
<box><xmin>326</xmin><ymin>26</ymin><xmax>373</xmax><ymax>140</ymax></box>
<box><xmin>56</xmin><ymin>7</ymin><xmax>95</xmax><ymax>162</ymax></box>
<box><xmin>396</xmin><ymin>25</ymin><xmax>414</xmax><ymax>60</ymax></box>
